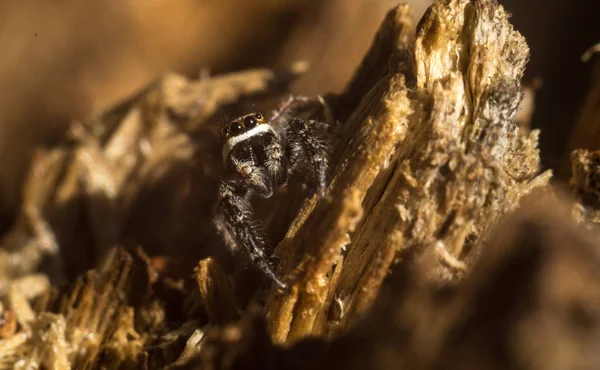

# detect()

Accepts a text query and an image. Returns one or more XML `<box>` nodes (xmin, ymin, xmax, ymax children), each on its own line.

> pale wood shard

<box><xmin>265</xmin><ymin>71</ymin><xmax>412</xmax><ymax>344</ymax></box>
<box><xmin>262</xmin><ymin>4</ymin><xmax>415</xmax><ymax>344</ymax></box>
<box><xmin>0</xmin><ymin>248</ymin><xmax>135</xmax><ymax>369</ymax></box>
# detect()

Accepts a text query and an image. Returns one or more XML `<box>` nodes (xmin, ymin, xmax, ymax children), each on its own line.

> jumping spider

<box><xmin>213</xmin><ymin>96</ymin><xmax>331</xmax><ymax>291</ymax></box>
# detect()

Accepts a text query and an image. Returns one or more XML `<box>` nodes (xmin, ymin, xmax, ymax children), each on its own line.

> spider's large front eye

<box><xmin>244</xmin><ymin>116</ymin><xmax>257</xmax><ymax>129</ymax></box>
<box><xmin>229</xmin><ymin>121</ymin><xmax>244</xmax><ymax>135</ymax></box>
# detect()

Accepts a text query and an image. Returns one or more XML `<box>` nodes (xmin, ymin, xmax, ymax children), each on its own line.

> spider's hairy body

<box><xmin>213</xmin><ymin>97</ymin><xmax>331</xmax><ymax>291</ymax></box>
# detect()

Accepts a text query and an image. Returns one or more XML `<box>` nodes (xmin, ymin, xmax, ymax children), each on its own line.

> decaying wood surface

<box><xmin>318</xmin><ymin>192</ymin><xmax>600</xmax><ymax>370</ymax></box>
<box><xmin>2</xmin><ymin>0</ymin><xmax>600</xmax><ymax>369</ymax></box>
<box><xmin>263</xmin><ymin>0</ymin><xmax>549</xmax><ymax>344</ymax></box>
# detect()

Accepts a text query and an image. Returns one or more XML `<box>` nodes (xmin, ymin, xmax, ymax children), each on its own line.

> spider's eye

<box><xmin>244</xmin><ymin>116</ymin><xmax>258</xmax><ymax>129</ymax></box>
<box><xmin>229</xmin><ymin>121</ymin><xmax>244</xmax><ymax>135</ymax></box>
<box><xmin>221</xmin><ymin>126</ymin><xmax>229</xmax><ymax>135</ymax></box>
<box><xmin>254</xmin><ymin>113</ymin><xmax>263</xmax><ymax>120</ymax></box>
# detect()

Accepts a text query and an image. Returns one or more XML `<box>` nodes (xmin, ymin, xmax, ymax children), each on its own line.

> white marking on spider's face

<box><xmin>222</xmin><ymin>124</ymin><xmax>277</xmax><ymax>161</ymax></box>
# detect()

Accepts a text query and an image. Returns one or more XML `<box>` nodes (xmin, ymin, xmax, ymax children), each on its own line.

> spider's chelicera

<box><xmin>213</xmin><ymin>97</ymin><xmax>331</xmax><ymax>291</ymax></box>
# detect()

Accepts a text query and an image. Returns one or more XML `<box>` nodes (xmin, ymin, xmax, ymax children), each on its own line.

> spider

<box><xmin>213</xmin><ymin>96</ymin><xmax>332</xmax><ymax>292</ymax></box>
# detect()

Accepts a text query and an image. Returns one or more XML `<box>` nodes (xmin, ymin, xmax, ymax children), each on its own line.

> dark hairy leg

<box><xmin>269</xmin><ymin>94</ymin><xmax>335</xmax><ymax>130</ymax></box>
<box><xmin>285</xmin><ymin>117</ymin><xmax>329</xmax><ymax>197</ymax></box>
<box><xmin>213</xmin><ymin>179</ymin><xmax>288</xmax><ymax>291</ymax></box>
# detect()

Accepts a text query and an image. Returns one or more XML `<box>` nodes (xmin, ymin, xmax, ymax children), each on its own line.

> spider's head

<box><xmin>221</xmin><ymin>112</ymin><xmax>277</xmax><ymax>163</ymax></box>
<box><xmin>221</xmin><ymin>112</ymin><xmax>267</xmax><ymax>138</ymax></box>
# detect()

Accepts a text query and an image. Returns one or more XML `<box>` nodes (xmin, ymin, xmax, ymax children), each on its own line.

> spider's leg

<box><xmin>261</xmin><ymin>129</ymin><xmax>289</xmax><ymax>186</ymax></box>
<box><xmin>213</xmin><ymin>180</ymin><xmax>287</xmax><ymax>291</ymax></box>
<box><xmin>285</xmin><ymin>117</ymin><xmax>330</xmax><ymax>198</ymax></box>
<box><xmin>270</xmin><ymin>95</ymin><xmax>334</xmax><ymax>129</ymax></box>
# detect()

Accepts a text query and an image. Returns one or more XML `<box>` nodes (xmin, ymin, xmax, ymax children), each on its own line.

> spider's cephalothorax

<box><xmin>213</xmin><ymin>97</ymin><xmax>331</xmax><ymax>291</ymax></box>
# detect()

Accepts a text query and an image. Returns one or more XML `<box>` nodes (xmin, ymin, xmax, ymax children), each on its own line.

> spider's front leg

<box><xmin>213</xmin><ymin>180</ymin><xmax>288</xmax><ymax>291</ymax></box>
<box><xmin>285</xmin><ymin>117</ymin><xmax>330</xmax><ymax>198</ymax></box>
<box><xmin>270</xmin><ymin>94</ymin><xmax>335</xmax><ymax>131</ymax></box>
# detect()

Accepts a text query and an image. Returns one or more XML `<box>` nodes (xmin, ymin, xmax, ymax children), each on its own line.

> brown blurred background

<box><xmin>0</xmin><ymin>0</ymin><xmax>598</xmax><ymax>221</ymax></box>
